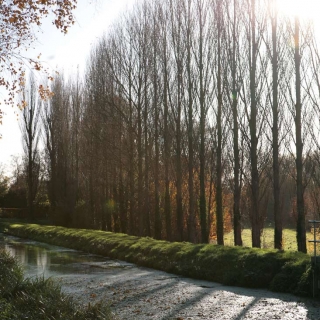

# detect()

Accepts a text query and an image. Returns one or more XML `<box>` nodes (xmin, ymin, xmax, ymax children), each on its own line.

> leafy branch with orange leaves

<box><xmin>0</xmin><ymin>0</ymin><xmax>77</xmax><ymax>109</ymax></box>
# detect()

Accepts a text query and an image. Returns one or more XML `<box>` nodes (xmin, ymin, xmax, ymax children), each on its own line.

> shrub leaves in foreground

<box><xmin>0</xmin><ymin>250</ymin><xmax>113</xmax><ymax>320</ymax></box>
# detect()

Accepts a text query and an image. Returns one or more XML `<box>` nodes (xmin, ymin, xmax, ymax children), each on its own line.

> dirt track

<box><xmin>57</xmin><ymin>259</ymin><xmax>320</xmax><ymax>320</ymax></box>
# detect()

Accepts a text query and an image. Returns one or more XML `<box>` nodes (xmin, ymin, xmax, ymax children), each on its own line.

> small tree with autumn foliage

<box><xmin>0</xmin><ymin>0</ymin><xmax>77</xmax><ymax>112</ymax></box>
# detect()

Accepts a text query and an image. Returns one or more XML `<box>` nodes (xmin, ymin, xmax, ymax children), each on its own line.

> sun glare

<box><xmin>277</xmin><ymin>0</ymin><xmax>320</xmax><ymax>20</ymax></box>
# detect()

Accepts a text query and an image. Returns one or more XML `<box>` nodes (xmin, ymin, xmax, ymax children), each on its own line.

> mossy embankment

<box><xmin>0</xmin><ymin>220</ymin><xmax>314</xmax><ymax>297</ymax></box>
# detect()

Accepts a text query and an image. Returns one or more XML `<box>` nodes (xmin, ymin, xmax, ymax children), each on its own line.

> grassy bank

<box><xmin>0</xmin><ymin>220</ymin><xmax>314</xmax><ymax>297</ymax></box>
<box><xmin>0</xmin><ymin>249</ymin><xmax>113</xmax><ymax>320</ymax></box>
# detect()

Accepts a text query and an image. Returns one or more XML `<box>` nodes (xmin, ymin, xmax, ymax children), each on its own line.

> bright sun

<box><xmin>277</xmin><ymin>0</ymin><xmax>320</xmax><ymax>19</ymax></box>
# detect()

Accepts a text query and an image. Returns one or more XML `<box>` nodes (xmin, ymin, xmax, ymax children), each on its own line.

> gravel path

<box><xmin>56</xmin><ymin>260</ymin><xmax>320</xmax><ymax>320</ymax></box>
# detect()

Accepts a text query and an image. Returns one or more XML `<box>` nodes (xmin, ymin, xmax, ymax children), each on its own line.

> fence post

<box><xmin>308</xmin><ymin>220</ymin><xmax>320</xmax><ymax>298</ymax></box>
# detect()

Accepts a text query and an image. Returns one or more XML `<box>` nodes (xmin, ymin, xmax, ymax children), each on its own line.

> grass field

<box><xmin>224</xmin><ymin>228</ymin><xmax>318</xmax><ymax>254</ymax></box>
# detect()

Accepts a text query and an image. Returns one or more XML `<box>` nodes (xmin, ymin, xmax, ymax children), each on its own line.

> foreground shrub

<box><xmin>0</xmin><ymin>250</ymin><xmax>113</xmax><ymax>320</ymax></box>
<box><xmin>0</xmin><ymin>250</ymin><xmax>23</xmax><ymax>297</ymax></box>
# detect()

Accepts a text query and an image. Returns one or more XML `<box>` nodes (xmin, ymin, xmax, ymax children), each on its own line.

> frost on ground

<box><xmin>56</xmin><ymin>260</ymin><xmax>320</xmax><ymax>320</ymax></box>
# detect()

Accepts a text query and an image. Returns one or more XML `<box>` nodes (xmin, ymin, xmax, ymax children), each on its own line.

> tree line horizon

<box><xmin>14</xmin><ymin>0</ymin><xmax>320</xmax><ymax>253</ymax></box>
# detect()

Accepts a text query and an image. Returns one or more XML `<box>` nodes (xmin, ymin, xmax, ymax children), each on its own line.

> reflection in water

<box><xmin>4</xmin><ymin>242</ymin><xmax>50</xmax><ymax>274</ymax></box>
<box><xmin>0</xmin><ymin>233</ymin><xmax>108</xmax><ymax>278</ymax></box>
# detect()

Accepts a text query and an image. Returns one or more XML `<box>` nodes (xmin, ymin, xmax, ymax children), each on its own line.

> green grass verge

<box><xmin>224</xmin><ymin>228</ymin><xmax>316</xmax><ymax>253</ymax></box>
<box><xmin>0</xmin><ymin>220</ymin><xmax>314</xmax><ymax>297</ymax></box>
<box><xmin>0</xmin><ymin>249</ymin><xmax>114</xmax><ymax>320</ymax></box>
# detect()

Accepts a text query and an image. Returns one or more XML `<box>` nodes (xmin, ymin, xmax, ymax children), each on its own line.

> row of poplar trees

<box><xmin>21</xmin><ymin>0</ymin><xmax>320</xmax><ymax>253</ymax></box>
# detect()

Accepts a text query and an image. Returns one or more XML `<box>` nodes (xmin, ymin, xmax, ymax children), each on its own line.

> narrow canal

<box><xmin>0</xmin><ymin>233</ymin><xmax>115</xmax><ymax>278</ymax></box>
<box><xmin>1</xmin><ymin>233</ymin><xmax>320</xmax><ymax>320</ymax></box>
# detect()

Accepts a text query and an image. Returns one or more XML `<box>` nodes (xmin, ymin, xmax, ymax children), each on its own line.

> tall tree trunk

<box><xmin>138</xmin><ymin>79</ymin><xmax>144</xmax><ymax>236</ymax></box>
<box><xmin>118</xmin><ymin>118</ymin><xmax>127</xmax><ymax>234</ymax></box>
<box><xmin>128</xmin><ymin>64</ymin><xmax>135</xmax><ymax>235</ymax></box>
<box><xmin>216</xmin><ymin>0</ymin><xmax>224</xmax><ymax>245</ymax></box>
<box><xmin>113</xmin><ymin>169</ymin><xmax>120</xmax><ymax>233</ymax></box>
<box><xmin>154</xmin><ymin>98</ymin><xmax>161</xmax><ymax>239</ymax></box>
<box><xmin>186</xmin><ymin>0</ymin><xmax>196</xmax><ymax>243</ymax></box>
<box><xmin>105</xmin><ymin>176</ymin><xmax>112</xmax><ymax>231</ymax></box>
<box><xmin>271</xmin><ymin>2</ymin><xmax>282</xmax><ymax>250</ymax></box>
<box><xmin>198</xmin><ymin>3</ymin><xmax>207</xmax><ymax>243</ymax></box>
<box><xmin>163</xmin><ymin>34</ymin><xmax>172</xmax><ymax>241</ymax></box>
<box><xmin>294</xmin><ymin>15</ymin><xmax>306</xmax><ymax>253</ymax></box>
<box><xmin>21</xmin><ymin>77</ymin><xmax>40</xmax><ymax>221</ymax></box>
<box><xmin>28</xmin><ymin>123</ymin><xmax>34</xmax><ymax>220</ymax></box>
<box><xmin>174</xmin><ymin>5</ymin><xmax>184</xmax><ymax>242</ymax></box>
<box><xmin>249</xmin><ymin>0</ymin><xmax>261</xmax><ymax>248</ymax></box>
<box><xmin>144</xmin><ymin>65</ymin><xmax>150</xmax><ymax>237</ymax></box>
<box><xmin>176</xmin><ymin>80</ymin><xmax>183</xmax><ymax>242</ymax></box>
<box><xmin>232</xmin><ymin>0</ymin><xmax>242</xmax><ymax>246</ymax></box>
<box><xmin>153</xmin><ymin>16</ymin><xmax>161</xmax><ymax>240</ymax></box>
<box><xmin>100</xmin><ymin>175</ymin><xmax>107</xmax><ymax>231</ymax></box>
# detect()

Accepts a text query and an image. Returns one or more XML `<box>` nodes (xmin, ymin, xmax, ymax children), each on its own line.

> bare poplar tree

<box><xmin>194</xmin><ymin>0</ymin><xmax>213</xmax><ymax>243</ymax></box>
<box><xmin>182</xmin><ymin>0</ymin><xmax>196</xmax><ymax>243</ymax></box>
<box><xmin>151</xmin><ymin>2</ymin><xmax>162</xmax><ymax>239</ymax></box>
<box><xmin>294</xmin><ymin>14</ymin><xmax>306</xmax><ymax>253</ymax></box>
<box><xmin>168</xmin><ymin>0</ymin><xmax>185</xmax><ymax>241</ymax></box>
<box><xmin>248</xmin><ymin>0</ymin><xmax>260</xmax><ymax>248</ymax></box>
<box><xmin>270</xmin><ymin>0</ymin><xmax>282</xmax><ymax>249</ymax></box>
<box><xmin>225</xmin><ymin>0</ymin><xmax>243</xmax><ymax>246</ymax></box>
<box><xmin>264</xmin><ymin>0</ymin><xmax>290</xmax><ymax>249</ymax></box>
<box><xmin>159</xmin><ymin>3</ymin><xmax>173</xmax><ymax>240</ymax></box>
<box><xmin>215</xmin><ymin>0</ymin><xmax>224</xmax><ymax>245</ymax></box>
<box><xmin>20</xmin><ymin>75</ymin><xmax>41</xmax><ymax>219</ymax></box>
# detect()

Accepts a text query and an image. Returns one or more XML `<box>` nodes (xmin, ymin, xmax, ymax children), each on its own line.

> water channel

<box><xmin>0</xmin><ymin>233</ymin><xmax>112</xmax><ymax>278</ymax></box>
<box><xmin>1</xmin><ymin>233</ymin><xmax>320</xmax><ymax>319</ymax></box>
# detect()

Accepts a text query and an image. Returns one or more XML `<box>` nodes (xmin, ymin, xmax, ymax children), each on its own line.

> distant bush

<box><xmin>0</xmin><ymin>249</ymin><xmax>114</xmax><ymax>320</ymax></box>
<box><xmin>270</xmin><ymin>259</ymin><xmax>312</xmax><ymax>296</ymax></box>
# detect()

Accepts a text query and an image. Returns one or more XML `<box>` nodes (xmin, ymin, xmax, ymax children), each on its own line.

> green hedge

<box><xmin>1</xmin><ymin>221</ymin><xmax>313</xmax><ymax>297</ymax></box>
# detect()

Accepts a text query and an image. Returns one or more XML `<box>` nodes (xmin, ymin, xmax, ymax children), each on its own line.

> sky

<box><xmin>0</xmin><ymin>0</ymin><xmax>136</xmax><ymax>173</ymax></box>
<box><xmin>1</xmin><ymin>0</ymin><xmax>320</xmax><ymax>174</ymax></box>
